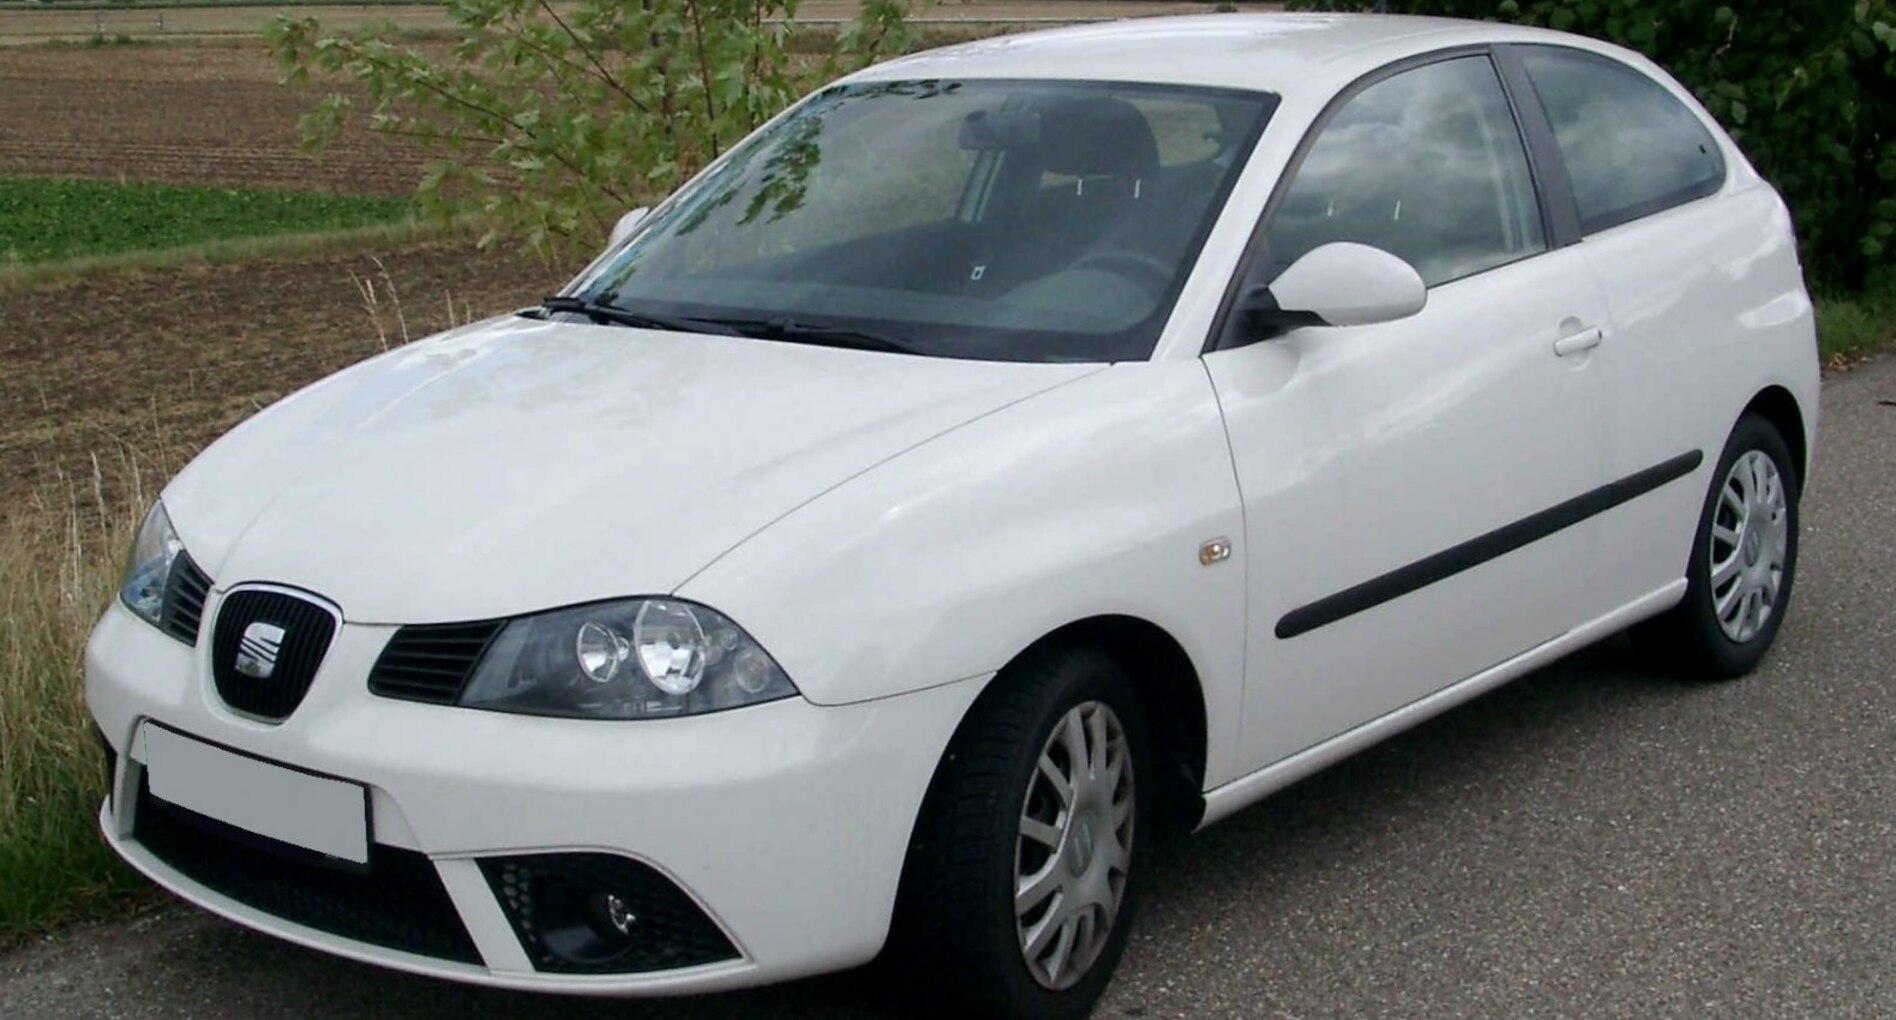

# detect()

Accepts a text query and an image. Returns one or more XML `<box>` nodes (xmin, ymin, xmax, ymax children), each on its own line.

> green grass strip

<box><xmin>0</xmin><ymin>177</ymin><xmax>411</xmax><ymax>266</ymax></box>
<box><xmin>1816</xmin><ymin>277</ymin><xmax>1896</xmax><ymax>367</ymax></box>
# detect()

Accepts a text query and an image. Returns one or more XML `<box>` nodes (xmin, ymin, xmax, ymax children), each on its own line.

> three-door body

<box><xmin>86</xmin><ymin>14</ymin><xmax>1819</xmax><ymax>998</ymax></box>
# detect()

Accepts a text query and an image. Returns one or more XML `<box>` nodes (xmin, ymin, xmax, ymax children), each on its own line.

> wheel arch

<box><xmin>1742</xmin><ymin>385</ymin><xmax>1809</xmax><ymax>488</ymax></box>
<box><xmin>937</xmin><ymin>615</ymin><xmax>1211</xmax><ymax>837</ymax></box>
<box><xmin>885</xmin><ymin>613</ymin><xmax>1210</xmax><ymax>970</ymax></box>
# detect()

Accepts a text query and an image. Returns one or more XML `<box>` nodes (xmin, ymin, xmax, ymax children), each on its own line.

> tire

<box><xmin>1635</xmin><ymin>413</ymin><xmax>1801</xmax><ymax>679</ymax></box>
<box><xmin>888</xmin><ymin>646</ymin><xmax>1153</xmax><ymax>1020</ymax></box>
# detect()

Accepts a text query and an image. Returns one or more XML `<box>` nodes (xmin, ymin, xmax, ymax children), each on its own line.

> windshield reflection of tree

<box><xmin>578</xmin><ymin>78</ymin><xmax>1272</xmax><ymax>363</ymax></box>
<box><xmin>647</xmin><ymin>81</ymin><xmax>968</xmax><ymax>276</ymax></box>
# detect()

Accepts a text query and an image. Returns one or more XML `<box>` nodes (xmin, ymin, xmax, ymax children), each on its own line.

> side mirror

<box><xmin>1244</xmin><ymin>242</ymin><xmax>1426</xmax><ymax>334</ymax></box>
<box><xmin>606</xmin><ymin>206</ymin><xmax>650</xmax><ymax>252</ymax></box>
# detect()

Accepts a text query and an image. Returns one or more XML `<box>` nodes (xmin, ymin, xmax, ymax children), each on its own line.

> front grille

<box><xmin>159</xmin><ymin>555</ymin><xmax>212</xmax><ymax>645</ymax></box>
<box><xmin>210</xmin><ymin>590</ymin><xmax>337</xmax><ymax>721</ymax></box>
<box><xmin>368</xmin><ymin>620</ymin><xmax>504</xmax><ymax>705</ymax></box>
<box><xmin>480</xmin><ymin>854</ymin><xmax>739</xmax><ymax>974</ymax></box>
<box><xmin>133</xmin><ymin>777</ymin><xmax>481</xmax><ymax>964</ymax></box>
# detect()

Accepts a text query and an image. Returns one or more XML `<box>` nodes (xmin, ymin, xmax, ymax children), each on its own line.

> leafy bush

<box><xmin>267</xmin><ymin>0</ymin><xmax>917</xmax><ymax>255</ymax></box>
<box><xmin>1288</xmin><ymin>0</ymin><xmax>1896</xmax><ymax>290</ymax></box>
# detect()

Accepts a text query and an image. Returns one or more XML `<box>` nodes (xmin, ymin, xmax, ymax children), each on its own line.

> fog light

<box><xmin>479</xmin><ymin>853</ymin><xmax>739</xmax><ymax>974</ymax></box>
<box><xmin>591</xmin><ymin>891</ymin><xmax>637</xmax><ymax>939</ymax></box>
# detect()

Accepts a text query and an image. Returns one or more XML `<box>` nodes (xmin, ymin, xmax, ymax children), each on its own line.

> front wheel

<box><xmin>1636</xmin><ymin>413</ymin><xmax>1801</xmax><ymax>679</ymax></box>
<box><xmin>889</xmin><ymin>647</ymin><xmax>1151</xmax><ymax>1020</ymax></box>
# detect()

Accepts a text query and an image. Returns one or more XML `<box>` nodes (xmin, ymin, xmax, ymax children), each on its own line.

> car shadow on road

<box><xmin>171</xmin><ymin>636</ymin><xmax>1702</xmax><ymax>1020</ymax></box>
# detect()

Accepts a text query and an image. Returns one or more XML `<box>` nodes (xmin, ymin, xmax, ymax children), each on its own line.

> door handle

<box><xmin>1553</xmin><ymin>325</ymin><xmax>1604</xmax><ymax>357</ymax></box>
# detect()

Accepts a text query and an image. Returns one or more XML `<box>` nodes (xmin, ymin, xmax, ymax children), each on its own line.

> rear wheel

<box><xmin>890</xmin><ymin>647</ymin><xmax>1151</xmax><ymax>1020</ymax></box>
<box><xmin>1636</xmin><ymin>413</ymin><xmax>1800</xmax><ymax>679</ymax></box>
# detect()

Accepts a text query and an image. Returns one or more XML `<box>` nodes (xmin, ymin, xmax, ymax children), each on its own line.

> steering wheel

<box><xmin>1069</xmin><ymin>248</ymin><xmax>1175</xmax><ymax>296</ymax></box>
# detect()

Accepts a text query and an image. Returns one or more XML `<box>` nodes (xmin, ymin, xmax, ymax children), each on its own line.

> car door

<box><xmin>1202</xmin><ymin>51</ymin><xmax>1624</xmax><ymax>775</ymax></box>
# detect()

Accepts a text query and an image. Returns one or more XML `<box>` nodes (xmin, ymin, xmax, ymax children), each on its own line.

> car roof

<box><xmin>846</xmin><ymin>13</ymin><xmax>1619</xmax><ymax>95</ymax></box>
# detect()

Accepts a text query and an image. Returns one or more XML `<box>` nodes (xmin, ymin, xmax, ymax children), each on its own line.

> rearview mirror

<box><xmin>606</xmin><ymin>206</ymin><xmax>650</xmax><ymax>252</ymax></box>
<box><xmin>1246</xmin><ymin>242</ymin><xmax>1426</xmax><ymax>333</ymax></box>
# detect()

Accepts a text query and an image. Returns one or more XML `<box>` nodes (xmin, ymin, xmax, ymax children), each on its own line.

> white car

<box><xmin>87</xmin><ymin>13</ymin><xmax>1818</xmax><ymax>1020</ymax></box>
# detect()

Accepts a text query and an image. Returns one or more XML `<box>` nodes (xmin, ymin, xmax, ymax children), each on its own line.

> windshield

<box><xmin>572</xmin><ymin>79</ymin><xmax>1276</xmax><ymax>362</ymax></box>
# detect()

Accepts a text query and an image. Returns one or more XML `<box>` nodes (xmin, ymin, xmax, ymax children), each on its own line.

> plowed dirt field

<box><xmin>0</xmin><ymin>44</ymin><xmax>423</xmax><ymax>195</ymax></box>
<box><xmin>0</xmin><ymin>42</ymin><xmax>551</xmax><ymax>508</ymax></box>
<box><xmin>1</xmin><ymin>241</ymin><xmax>560</xmax><ymax>508</ymax></box>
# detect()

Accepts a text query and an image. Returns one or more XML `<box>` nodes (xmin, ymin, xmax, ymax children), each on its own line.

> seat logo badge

<box><xmin>235</xmin><ymin>622</ymin><xmax>287</xmax><ymax>680</ymax></box>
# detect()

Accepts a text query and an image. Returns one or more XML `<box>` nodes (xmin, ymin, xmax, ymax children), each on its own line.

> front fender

<box><xmin>677</xmin><ymin>360</ymin><xmax>1254</xmax><ymax>786</ymax></box>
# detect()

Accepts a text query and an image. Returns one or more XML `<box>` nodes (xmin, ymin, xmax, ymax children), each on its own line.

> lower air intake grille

<box><xmin>133</xmin><ymin>778</ymin><xmax>481</xmax><ymax>964</ymax></box>
<box><xmin>210</xmin><ymin>590</ymin><xmax>337</xmax><ymax>721</ymax></box>
<box><xmin>479</xmin><ymin>853</ymin><xmax>739</xmax><ymax>974</ymax></box>
<box><xmin>95</xmin><ymin>725</ymin><xmax>118</xmax><ymax>810</ymax></box>
<box><xmin>368</xmin><ymin>620</ymin><xmax>504</xmax><ymax>705</ymax></box>
<box><xmin>159</xmin><ymin>555</ymin><xmax>212</xmax><ymax>645</ymax></box>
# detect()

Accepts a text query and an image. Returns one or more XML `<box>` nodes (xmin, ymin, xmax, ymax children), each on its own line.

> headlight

<box><xmin>120</xmin><ymin>501</ymin><xmax>184</xmax><ymax>628</ymax></box>
<box><xmin>458</xmin><ymin>598</ymin><xmax>798</xmax><ymax>719</ymax></box>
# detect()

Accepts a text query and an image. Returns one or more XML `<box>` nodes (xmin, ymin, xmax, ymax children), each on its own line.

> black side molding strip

<box><xmin>1275</xmin><ymin>450</ymin><xmax>1705</xmax><ymax>640</ymax></box>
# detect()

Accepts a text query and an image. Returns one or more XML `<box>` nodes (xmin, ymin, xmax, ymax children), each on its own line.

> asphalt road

<box><xmin>4</xmin><ymin>357</ymin><xmax>1892</xmax><ymax>1019</ymax></box>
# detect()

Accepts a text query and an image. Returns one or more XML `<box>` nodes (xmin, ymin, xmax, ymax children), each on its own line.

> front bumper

<box><xmin>86</xmin><ymin>599</ymin><xmax>984</xmax><ymax>995</ymax></box>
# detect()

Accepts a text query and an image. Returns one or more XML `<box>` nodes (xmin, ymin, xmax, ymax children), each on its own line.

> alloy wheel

<box><xmin>1014</xmin><ymin>700</ymin><xmax>1135</xmax><ymax>991</ymax></box>
<box><xmin>1708</xmin><ymin>449</ymin><xmax>1790</xmax><ymax>644</ymax></box>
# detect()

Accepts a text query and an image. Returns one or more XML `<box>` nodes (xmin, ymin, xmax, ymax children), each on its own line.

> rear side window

<box><xmin>1520</xmin><ymin>47</ymin><xmax>1725</xmax><ymax>234</ymax></box>
<box><xmin>1264</xmin><ymin>56</ymin><xmax>1546</xmax><ymax>288</ymax></box>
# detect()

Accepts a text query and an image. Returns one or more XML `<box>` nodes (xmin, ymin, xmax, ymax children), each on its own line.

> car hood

<box><xmin>164</xmin><ymin>315</ymin><xmax>1100</xmax><ymax>623</ymax></box>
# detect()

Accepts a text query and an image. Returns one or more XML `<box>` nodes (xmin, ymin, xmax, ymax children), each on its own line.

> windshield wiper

<box><xmin>707</xmin><ymin>317</ymin><xmax>919</xmax><ymax>355</ymax></box>
<box><xmin>537</xmin><ymin>299</ymin><xmax>914</xmax><ymax>353</ymax></box>
<box><xmin>537</xmin><ymin>295</ymin><xmax>737</xmax><ymax>336</ymax></box>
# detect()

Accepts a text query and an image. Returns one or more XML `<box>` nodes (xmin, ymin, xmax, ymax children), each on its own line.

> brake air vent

<box><xmin>368</xmin><ymin>620</ymin><xmax>505</xmax><ymax>705</ymax></box>
<box><xmin>159</xmin><ymin>555</ymin><xmax>213</xmax><ymax>645</ymax></box>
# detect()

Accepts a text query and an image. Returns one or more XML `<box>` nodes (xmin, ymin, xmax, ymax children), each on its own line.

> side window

<box><xmin>1520</xmin><ymin>47</ymin><xmax>1725</xmax><ymax>234</ymax></box>
<box><xmin>1265</xmin><ymin>56</ymin><xmax>1545</xmax><ymax>288</ymax></box>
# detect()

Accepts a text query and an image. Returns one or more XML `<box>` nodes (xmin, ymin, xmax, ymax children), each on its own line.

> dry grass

<box><xmin>0</xmin><ymin>456</ymin><xmax>170</xmax><ymax>944</ymax></box>
<box><xmin>0</xmin><ymin>217</ymin><xmax>465</xmax><ymax>296</ymax></box>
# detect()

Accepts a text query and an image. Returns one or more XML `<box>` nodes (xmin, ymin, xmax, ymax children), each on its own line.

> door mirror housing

<box><xmin>1241</xmin><ymin>242</ymin><xmax>1427</xmax><ymax>336</ymax></box>
<box><xmin>606</xmin><ymin>206</ymin><xmax>650</xmax><ymax>252</ymax></box>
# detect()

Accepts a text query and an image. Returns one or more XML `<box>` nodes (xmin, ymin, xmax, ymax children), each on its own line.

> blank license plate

<box><xmin>142</xmin><ymin>723</ymin><xmax>370</xmax><ymax>865</ymax></box>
